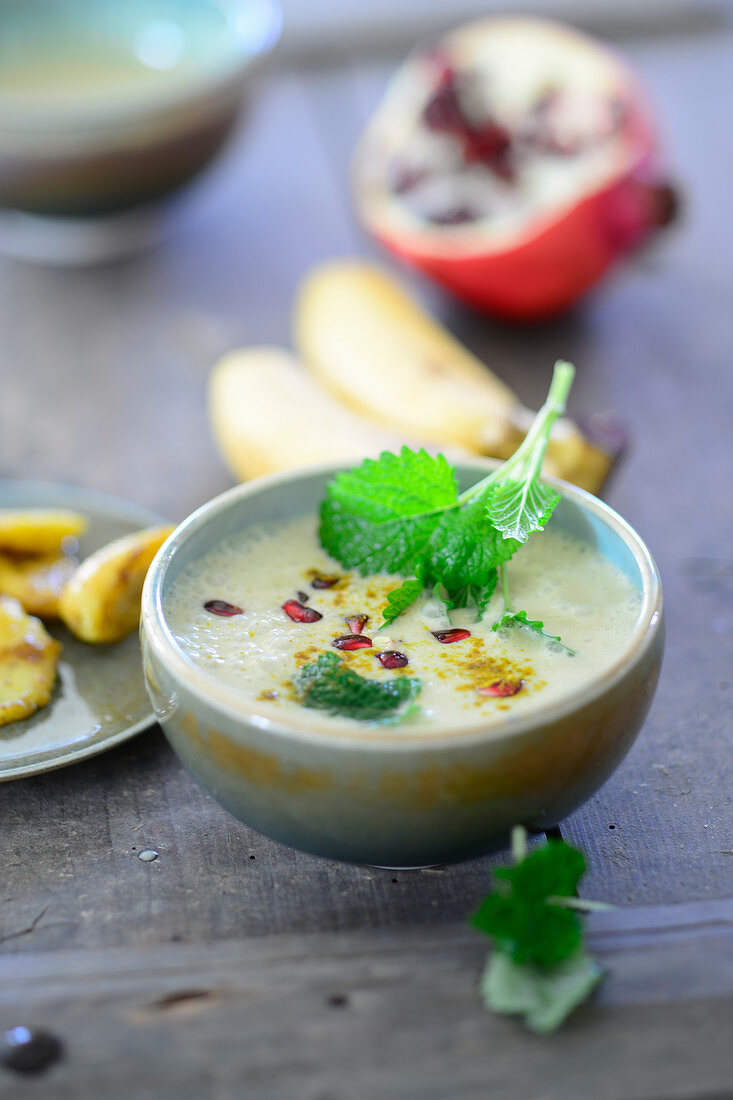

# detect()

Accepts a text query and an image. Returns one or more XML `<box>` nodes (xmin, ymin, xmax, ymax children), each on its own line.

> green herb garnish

<box><xmin>293</xmin><ymin>651</ymin><xmax>421</xmax><ymax>722</ymax></box>
<box><xmin>492</xmin><ymin>610</ymin><xmax>575</xmax><ymax>655</ymax></box>
<box><xmin>472</xmin><ymin>826</ymin><xmax>606</xmax><ymax>1033</ymax></box>
<box><xmin>320</xmin><ymin>361</ymin><xmax>574</xmax><ymax>635</ymax></box>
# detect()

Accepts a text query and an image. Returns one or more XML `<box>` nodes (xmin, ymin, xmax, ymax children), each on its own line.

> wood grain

<box><xmin>0</xmin><ymin>901</ymin><xmax>731</xmax><ymax>1099</ymax></box>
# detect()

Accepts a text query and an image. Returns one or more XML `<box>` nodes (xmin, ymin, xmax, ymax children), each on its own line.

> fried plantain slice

<box><xmin>0</xmin><ymin>509</ymin><xmax>88</xmax><ymax>555</ymax></box>
<box><xmin>58</xmin><ymin>525</ymin><xmax>174</xmax><ymax>644</ymax></box>
<box><xmin>0</xmin><ymin>595</ymin><xmax>62</xmax><ymax>727</ymax></box>
<box><xmin>0</xmin><ymin>553</ymin><xmax>78</xmax><ymax>619</ymax></box>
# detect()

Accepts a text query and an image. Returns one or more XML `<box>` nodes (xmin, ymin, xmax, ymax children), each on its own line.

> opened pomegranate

<box><xmin>353</xmin><ymin>17</ymin><xmax>676</xmax><ymax>320</ymax></box>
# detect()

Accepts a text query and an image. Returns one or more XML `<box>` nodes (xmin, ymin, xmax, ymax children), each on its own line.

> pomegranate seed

<box><xmin>345</xmin><ymin>614</ymin><xmax>369</xmax><ymax>634</ymax></box>
<box><xmin>296</xmin><ymin>590</ymin><xmax>310</xmax><ymax>602</ymax></box>
<box><xmin>332</xmin><ymin>634</ymin><xmax>373</xmax><ymax>651</ymax></box>
<box><xmin>311</xmin><ymin>575</ymin><xmax>339</xmax><ymax>589</ymax></box>
<box><xmin>376</xmin><ymin>650</ymin><xmax>408</xmax><ymax>669</ymax></box>
<box><xmin>477</xmin><ymin>679</ymin><xmax>524</xmax><ymax>697</ymax></box>
<box><xmin>204</xmin><ymin>599</ymin><xmax>243</xmax><ymax>617</ymax></box>
<box><xmin>431</xmin><ymin>628</ymin><xmax>471</xmax><ymax>644</ymax></box>
<box><xmin>282</xmin><ymin>600</ymin><xmax>322</xmax><ymax>623</ymax></box>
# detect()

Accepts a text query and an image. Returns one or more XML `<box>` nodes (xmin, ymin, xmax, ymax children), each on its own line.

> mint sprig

<box><xmin>492</xmin><ymin>610</ymin><xmax>575</xmax><ymax>655</ymax></box>
<box><xmin>320</xmin><ymin>362</ymin><xmax>574</xmax><ymax>624</ymax></box>
<box><xmin>472</xmin><ymin>826</ymin><xmax>605</xmax><ymax>1033</ymax></box>
<box><xmin>382</xmin><ymin>578</ymin><xmax>424</xmax><ymax>625</ymax></box>
<box><xmin>293</xmin><ymin>651</ymin><xmax>421</xmax><ymax>721</ymax></box>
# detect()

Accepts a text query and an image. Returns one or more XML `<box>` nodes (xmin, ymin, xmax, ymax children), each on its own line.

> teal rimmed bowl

<box><xmin>0</xmin><ymin>0</ymin><xmax>280</xmax><ymax>219</ymax></box>
<box><xmin>141</xmin><ymin>461</ymin><xmax>664</xmax><ymax>867</ymax></box>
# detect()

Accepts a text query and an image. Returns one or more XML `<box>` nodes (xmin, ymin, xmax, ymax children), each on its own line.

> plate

<box><xmin>0</xmin><ymin>481</ymin><xmax>167</xmax><ymax>781</ymax></box>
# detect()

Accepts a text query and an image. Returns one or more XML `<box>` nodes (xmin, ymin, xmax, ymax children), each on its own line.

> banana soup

<box><xmin>164</xmin><ymin>511</ymin><xmax>641</xmax><ymax>733</ymax></box>
<box><xmin>165</xmin><ymin>365</ymin><xmax>642</xmax><ymax>733</ymax></box>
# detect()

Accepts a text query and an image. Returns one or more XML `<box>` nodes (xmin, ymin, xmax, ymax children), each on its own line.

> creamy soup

<box><xmin>164</xmin><ymin>514</ymin><xmax>641</xmax><ymax>734</ymax></box>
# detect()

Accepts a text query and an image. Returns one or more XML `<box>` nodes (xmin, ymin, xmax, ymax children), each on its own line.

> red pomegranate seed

<box><xmin>431</xmin><ymin>628</ymin><xmax>471</xmax><ymax>644</ymax></box>
<box><xmin>311</xmin><ymin>574</ymin><xmax>339</xmax><ymax>589</ymax></box>
<box><xmin>296</xmin><ymin>590</ymin><xmax>310</xmax><ymax>602</ymax></box>
<box><xmin>282</xmin><ymin>600</ymin><xmax>322</xmax><ymax>623</ymax></box>
<box><xmin>376</xmin><ymin>650</ymin><xmax>408</xmax><ymax>669</ymax></box>
<box><xmin>477</xmin><ymin>679</ymin><xmax>524</xmax><ymax>697</ymax></box>
<box><xmin>204</xmin><ymin>599</ymin><xmax>243</xmax><ymax>617</ymax></box>
<box><xmin>345</xmin><ymin>614</ymin><xmax>369</xmax><ymax>634</ymax></box>
<box><xmin>332</xmin><ymin>634</ymin><xmax>373</xmax><ymax>651</ymax></box>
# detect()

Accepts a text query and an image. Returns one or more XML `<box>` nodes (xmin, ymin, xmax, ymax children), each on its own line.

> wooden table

<box><xmin>1</xmin><ymin>19</ymin><xmax>732</xmax><ymax>1099</ymax></box>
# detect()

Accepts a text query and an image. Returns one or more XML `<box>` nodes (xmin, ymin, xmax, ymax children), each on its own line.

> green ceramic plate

<box><xmin>0</xmin><ymin>481</ymin><xmax>166</xmax><ymax>780</ymax></box>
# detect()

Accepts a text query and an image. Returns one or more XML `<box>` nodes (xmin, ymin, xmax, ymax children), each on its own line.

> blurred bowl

<box><xmin>0</xmin><ymin>0</ymin><xmax>280</xmax><ymax>221</ymax></box>
<box><xmin>141</xmin><ymin>461</ymin><xmax>664</xmax><ymax>868</ymax></box>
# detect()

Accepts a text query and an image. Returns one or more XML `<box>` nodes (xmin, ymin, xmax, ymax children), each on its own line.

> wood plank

<box><xmin>0</xmin><ymin>901</ymin><xmax>731</xmax><ymax>1099</ymax></box>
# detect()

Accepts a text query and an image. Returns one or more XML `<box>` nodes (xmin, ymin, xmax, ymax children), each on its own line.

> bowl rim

<box><xmin>0</xmin><ymin>0</ymin><xmax>281</xmax><ymax>134</ymax></box>
<box><xmin>141</xmin><ymin>458</ymin><xmax>663</xmax><ymax>752</ymax></box>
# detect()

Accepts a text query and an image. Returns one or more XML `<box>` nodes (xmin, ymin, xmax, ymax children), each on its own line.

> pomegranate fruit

<box><xmin>477</xmin><ymin>679</ymin><xmax>524</xmax><ymax>697</ymax></box>
<box><xmin>352</xmin><ymin>17</ymin><xmax>676</xmax><ymax>320</ymax></box>
<box><xmin>345</xmin><ymin>614</ymin><xmax>369</xmax><ymax>634</ymax></box>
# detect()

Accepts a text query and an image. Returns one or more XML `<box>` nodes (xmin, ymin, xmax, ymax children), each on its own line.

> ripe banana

<box><xmin>209</xmin><ymin>347</ymin><xmax>467</xmax><ymax>482</ymax></box>
<box><xmin>0</xmin><ymin>595</ymin><xmax>61</xmax><ymax>726</ymax></box>
<box><xmin>0</xmin><ymin>509</ymin><xmax>87</xmax><ymax>555</ymax></box>
<box><xmin>59</xmin><ymin>525</ymin><xmax>173</xmax><ymax>644</ymax></box>
<box><xmin>293</xmin><ymin>261</ymin><xmax>613</xmax><ymax>492</ymax></box>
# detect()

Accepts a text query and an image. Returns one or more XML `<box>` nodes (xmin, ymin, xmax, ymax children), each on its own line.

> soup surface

<box><xmin>164</xmin><ymin>514</ymin><xmax>641</xmax><ymax>733</ymax></box>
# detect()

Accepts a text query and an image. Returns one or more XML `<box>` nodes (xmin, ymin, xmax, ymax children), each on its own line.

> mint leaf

<box><xmin>492</xmin><ymin>610</ymin><xmax>575</xmax><ymax>655</ymax></box>
<box><xmin>471</xmin><ymin>361</ymin><xmax>574</xmax><ymax>543</ymax></box>
<box><xmin>472</xmin><ymin>838</ymin><xmax>586</xmax><ymax>967</ymax></box>
<box><xmin>293</xmin><ymin>651</ymin><xmax>421</xmax><ymax>721</ymax></box>
<box><xmin>320</xmin><ymin>448</ymin><xmax>458</xmax><ymax>575</ymax></box>
<box><xmin>382</xmin><ymin>578</ymin><xmax>424</xmax><ymax>626</ymax></box>
<box><xmin>484</xmin><ymin>479</ymin><xmax>559</xmax><ymax>544</ymax></box>
<box><xmin>472</xmin><ymin>828</ymin><xmax>603</xmax><ymax>1032</ymax></box>
<box><xmin>420</xmin><ymin>501</ymin><xmax>518</xmax><ymax>613</ymax></box>
<box><xmin>479</xmin><ymin>949</ymin><xmax>604</xmax><ymax>1035</ymax></box>
<box><xmin>318</xmin><ymin>364</ymin><xmax>576</xmax><ymax>619</ymax></box>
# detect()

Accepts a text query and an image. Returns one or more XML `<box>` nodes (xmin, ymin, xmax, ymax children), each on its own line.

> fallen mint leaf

<box><xmin>479</xmin><ymin>948</ymin><xmax>604</xmax><ymax>1034</ymax></box>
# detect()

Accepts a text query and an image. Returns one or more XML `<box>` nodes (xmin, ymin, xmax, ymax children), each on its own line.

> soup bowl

<box><xmin>141</xmin><ymin>461</ymin><xmax>663</xmax><ymax>867</ymax></box>
<box><xmin>0</xmin><ymin>0</ymin><xmax>280</xmax><ymax>221</ymax></box>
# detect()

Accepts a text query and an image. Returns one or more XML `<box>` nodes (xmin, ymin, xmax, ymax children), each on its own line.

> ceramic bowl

<box><xmin>0</xmin><ymin>0</ymin><xmax>280</xmax><ymax>219</ymax></box>
<box><xmin>141</xmin><ymin>462</ymin><xmax>664</xmax><ymax>867</ymax></box>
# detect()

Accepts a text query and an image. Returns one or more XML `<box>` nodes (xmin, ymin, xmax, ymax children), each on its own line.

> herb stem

<box><xmin>458</xmin><ymin>360</ymin><xmax>575</xmax><ymax>506</ymax></box>
<box><xmin>511</xmin><ymin>824</ymin><xmax>528</xmax><ymax>864</ymax></box>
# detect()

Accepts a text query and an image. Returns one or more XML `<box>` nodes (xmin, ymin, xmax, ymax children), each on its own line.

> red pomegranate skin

<box><xmin>375</xmin><ymin>166</ymin><xmax>667</xmax><ymax>321</ymax></box>
<box><xmin>363</xmin><ymin>54</ymin><xmax>675</xmax><ymax>320</ymax></box>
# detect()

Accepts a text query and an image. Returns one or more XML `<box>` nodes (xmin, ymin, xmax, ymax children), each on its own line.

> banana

<box><xmin>293</xmin><ymin>261</ymin><xmax>614</xmax><ymax>492</ymax></box>
<box><xmin>0</xmin><ymin>595</ymin><xmax>61</xmax><ymax>726</ymax></box>
<box><xmin>59</xmin><ymin>525</ymin><xmax>173</xmax><ymax>644</ymax></box>
<box><xmin>0</xmin><ymin>552</ymin><xmax>77</xmax><ymax>619</ymax></box>
<box><xmin>0</xmin><ymin>509</ymin><xmax>87</xmax><ymax>555</ymax></box>
<box><xmin>209</xmin><ymin>347</ymin><xmax>465</xmax><ymax>482</ymax></box>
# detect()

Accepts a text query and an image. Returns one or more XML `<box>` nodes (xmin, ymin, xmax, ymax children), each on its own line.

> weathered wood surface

<box><xmin>0</xmin><ymin>16</ymin><xmax>731</xmax><ymax>977</ymax></box>
<box><xmin>1</xmin><ymin>900</ymin><xmax>731</xmax><ymax>1100</ymax></box>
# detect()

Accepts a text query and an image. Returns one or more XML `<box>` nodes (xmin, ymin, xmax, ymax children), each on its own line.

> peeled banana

<box><xmin>0</xmin><ymin>552</ymin><xmax>77</xmax><ymax>619</ymax></box>
<box><xmin>294</xmin><ymin>261</ymin><xmax>613</xmax><ymax>492</ymax></box>
<box><xmin>0</xmin><ymin>595</ymin><xmax>61</xmax><ymax>726</ymax></box>
<box><xmin>59</xmin><ymin>525</ymin><xmax>173</xmax><ymax>644</ymax></box>
<box><xmin>0</xmin><ymin>509</ymin><xmax>87</xmax><ymax>555</ymax></box>
<box><xmin>208</xmin><ymin>346</ymin><xmax>466</xmax><ymax>482</ymax></box>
